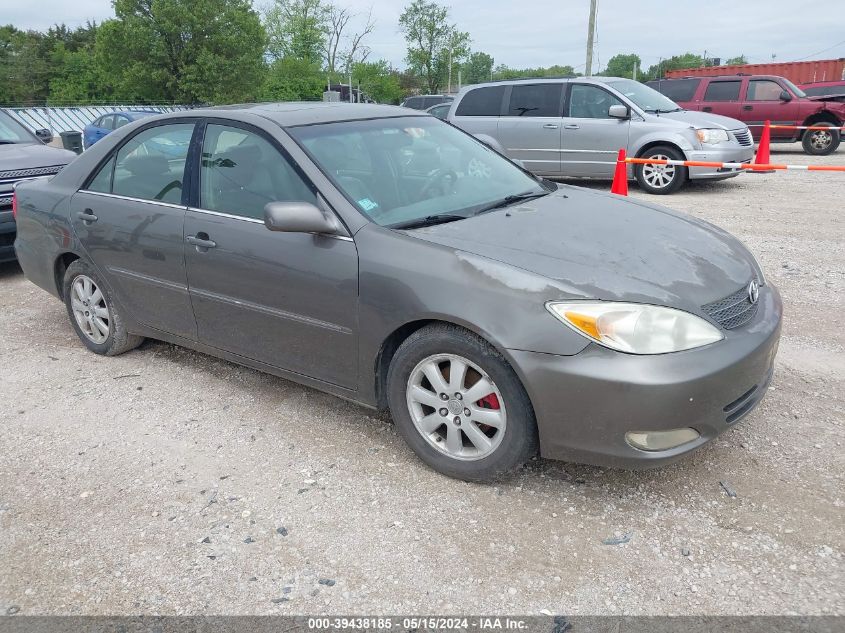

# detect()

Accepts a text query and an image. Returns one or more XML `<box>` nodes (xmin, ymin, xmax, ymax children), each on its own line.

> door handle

<box><xmin>186</xmin><ymin>234</ymin><xmax>217</xmax><ymax>251</ymax></box>
<box><xmin>743</xmin><ymin>105</ymin><xmax>753</xmax><ymax>111</ymax></box>
<box><xmin>563</xmin><ymin>124</ymin><xmax>579</xmax><ymax>130</ymax></box>
<box><xmin>702</xmin><ymin>106</ymin><xmax>713</xmax><ymax>112</ymax></box>
<box><xmin>76</xmin><ymin>209</ymin><xmax>98</xmax><ymax>224</ymax></box>
<box><xmin>543</xmin><ymin>123</ymin><xmax>559</xmax><ymax>129</ymax></box>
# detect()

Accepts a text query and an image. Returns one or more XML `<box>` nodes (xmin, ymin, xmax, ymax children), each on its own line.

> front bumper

<box><xmin>0</xmin><ymin>211</ymin><xmax>15</xmax><ymax>263</ymax></box>
<box><xmin>687</xmin><ymin>144</ymin><xmax>755</xmax><ymax>180</ymax></box>
<box><xmin>509</xmin><ymin>285</ymin><xmax>782</xmax><ymax>468</ymax></box>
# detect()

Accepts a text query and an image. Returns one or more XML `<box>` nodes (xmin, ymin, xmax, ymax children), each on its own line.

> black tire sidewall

<box><xmin>635</xmin><ymin>145</ymin><xmax>687</xmax><ymax>194</ymax></box>
<box><xmin>63</xmin><ymin>260</ymin><xmax>118</xmax><ymax>355</ymax></box>
<box><xmin>386</xmin><ymin>325</ymin><xmax>538</xmax><ymax>482</ymax></box>
<box><xmin>802</xmin><ymin>124</ymin><xmax>840</xmax><ymax>156</ymax></box>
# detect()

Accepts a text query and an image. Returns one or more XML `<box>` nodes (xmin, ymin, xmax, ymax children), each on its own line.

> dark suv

<box><xmin>1</xmin><ymin>110</ymin><xmax>77</xmax><ymax>262</ymax></box>
<box><xmin>401</xmin><ymin>95</ymin><xmax>454</xmax><ymax>110</ymax></box>
<box><xmin>647</xmin><ymin>75</ymin><xmax>844</xmax><ymax>155</ymax></box>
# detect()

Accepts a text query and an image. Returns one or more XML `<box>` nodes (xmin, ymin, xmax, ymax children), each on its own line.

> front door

<box><xmin>183</xmin><ymin>122</ymin><xmax>358</xmax><ymax>388</ymax></box>
<box><xmin>71</xmin><ymin>121</ymin><xmax>197</xmax><ymax>339</ymax></box>
<box><xmin>744</xmin><ymin>78</ymin><xmax>801</xmax><ymax>141</ymax></box>
<box><xmin>495</xmin><ymin>83</ymin><xmax>564</xmax><ymax>175</ymax></box>
<box><xmin>561</xmin><ymin>83</ymin><xmax>630</xmax><ymax>177</ymax></box>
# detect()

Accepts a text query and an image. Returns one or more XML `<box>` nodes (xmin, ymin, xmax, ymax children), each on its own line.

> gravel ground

<box><xmin>0</xmin><ymin>145</ymin><xmax>842</xmax><ymax>616</ymax></box>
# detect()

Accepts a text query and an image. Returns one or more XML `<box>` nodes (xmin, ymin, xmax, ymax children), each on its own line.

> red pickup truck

<box><xmin>647</xmin><ymin>75</ymin><xmax>844</xmax><ymax>155</ymax></box>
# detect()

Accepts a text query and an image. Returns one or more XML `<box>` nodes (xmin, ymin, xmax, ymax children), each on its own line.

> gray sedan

<box><xmin>13</xmin><ymin>103</ymin><xmax>781</xmax><ymax>481</ymax></box>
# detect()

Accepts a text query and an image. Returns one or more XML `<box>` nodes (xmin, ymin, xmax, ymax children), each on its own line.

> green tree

<box><xmin>352</xmin><ymin>60</ymin><xmax>403</xmax><ymax>104</ymax></box>
<box><xmin>98</xmin><ymin>0</ymin><xmax>266</xmax><ymax>104</ymax></box>
<box><xmin>602</xmin><ymin>53</ymin><xmax>641</xmax><ymax>79</ymax></box>
<box><xmin>462</xmin><ymin>51</ymin><xmax>493</xmax><ymax>85</ymax></box>
<box><xmin>492</xmin><ymin>64</ymin><xmax>575</xmax><ymax>80</ymax></box>
<box><xmin>48</xmin><ymin>43</ymin><xmax>105</xmax><ymax>104</ymax></box>
<box><xmin>725</xmin><ymin>55</ymin><xmax>748</xmax><ymax>65</ymax></box>
<box><xmin>0</xmin><ymin>26</ymin><xmax>51</xmax><ymax>104</ymax></box>
<box><xmin>399</xmin><ymin>0</ymin><xmax>469</xmax><ymax>94</ymax></box>
<box><xmin>265</xmin><ymin>0</ymin><xmax>327</xmax><ymax>65</ymax></box>
<box><xmin>643</xmin><ymin>53</ymin><xmax>705</xmax><ymax>81</ymax></box>
<box><xmin>262</xmin><ymin>56</ymin><xmax>324</xmax><ymax>101</ymax></box>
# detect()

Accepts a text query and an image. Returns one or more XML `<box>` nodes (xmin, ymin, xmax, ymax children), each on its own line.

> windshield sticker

<box><xmin>358</xmin><ymin>198</ymin><xmax>379</xmax><ymax>211</ymax></box>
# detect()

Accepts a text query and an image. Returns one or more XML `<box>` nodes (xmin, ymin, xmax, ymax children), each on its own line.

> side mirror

<box><xmin>264</xmin><ymin>201</ymin><xmax>338</xmax><ymax>235</ymax></box>
<box><xmin>608</xmin><ymin>104</ymin><xmax>630</xmax><ymax>119</ymax></box>
<box><xmin>35</xmin><ymin>128</ymin><xmax>53</xmax><ymax>144</ymax></box>
<box><xmin>779</xmin><ymin>90</ymin><xmax>792</xmax><ymax>102</ymax></box>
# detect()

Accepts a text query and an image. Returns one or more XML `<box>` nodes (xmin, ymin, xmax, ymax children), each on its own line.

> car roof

<box><xmin>456</xmin><ymin>76</ymin><xmax>629</xmax><ymax>92</ymax></box>
<box><xmin>656</xmin><ymin>74</ymin><xmax>787</xmax><ymax>81</ymax></box>
<box><xmin>176</xmin><ymin>102</ymin><xmax>425</xmax><ymax>127</ymax></box>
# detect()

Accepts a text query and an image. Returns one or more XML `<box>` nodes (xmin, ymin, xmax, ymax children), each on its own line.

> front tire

<box><xmin>63</xmin><ymin>260</ymin><xmax>144</xmax><ymax>356</ymax></box>
<box><xmin>635</xmin><ymin>145</ymin><xmax>687</xmax><ymax>195</ymax></box>
<box><xmin>386</xmin><ymin>324</ymin><xmax>538</xmax><ymax>482</ymax></box>
<box><xmin>802</xmin><ymin>122</ymin><xmax>840</xmax><ymax>155</ymax></box>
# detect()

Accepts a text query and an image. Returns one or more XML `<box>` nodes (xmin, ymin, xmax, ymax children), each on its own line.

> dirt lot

<box><xmin>1</xmin><ymin>145</ymin><xmax>842</xmax><ymax>616</ymax></box>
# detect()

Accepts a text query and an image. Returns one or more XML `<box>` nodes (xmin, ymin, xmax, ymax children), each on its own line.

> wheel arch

<box><xmin>54</xmin><ymin>251</ymin><xmax>82</xmax><ymax>300</ymax></box>
<box><xmin>799</xmin><ymin>111</ymin><xmax>843</xmax><ymax>139</ymax></box>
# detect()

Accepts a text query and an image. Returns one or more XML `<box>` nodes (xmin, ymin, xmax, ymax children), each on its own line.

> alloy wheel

<box><xmin>810</xmin><ymin>129</ymin><xmax>833</xmax><ymax>151</ymax></box>
<box><xmin>70</xmin><ymin>275</ymin><xmax>110</xmax><ymax>344</ymax></box>
<box><xmin>642</xmin><ymin>154</ymin><xmax>676</xmax><ymax>189</ymax></box>
<box><xmin>405</xmin><ymin>353</ymin><xmax>507</xmax><ymax>461</ymax></box>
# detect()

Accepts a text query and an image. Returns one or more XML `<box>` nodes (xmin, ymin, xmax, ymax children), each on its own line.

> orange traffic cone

<box><xmin>610</xmin><ymin>148</ymin><xmax>628</xmax><ymax>196</ymax></box>
<box><xmin>750</xmin><ymin>120</ymin><xmax>773</xmax><ymax>173</ymax></box>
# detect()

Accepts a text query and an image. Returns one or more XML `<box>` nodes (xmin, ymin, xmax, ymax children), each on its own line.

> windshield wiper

<box><xmin>389</xmin><ymin>213</ymin><xmax>468</xmax><ymax>230</ymax></box>
<box><xmin>473</xmin><ymin>190</ymin><xmax>550</xmax><ymax>216</ymax></box>
<box><xmin>645</xmin><ymin>107</ymin><xmax>683</xmax><ymax>114</ymax></box>
<box><xmin>0</xmin><ymin>140</ymin><xmax>20</xmax><ymax>144</ymax></box>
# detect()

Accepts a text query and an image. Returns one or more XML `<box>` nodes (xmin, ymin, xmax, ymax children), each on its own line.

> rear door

<box><xmin>697</xmin><ymin>79</ymin><xmax>743</xmax><ymax>119</ymax></box>
<box><xmin>560</xmin><ymin>83</ymin><xmax>630</xmax><ymax>177</ymax></box>
<box><xmin>495</xmin><ymin>83</ymin><xmax>564</xmax><ymax>175</ymax></box>
<box><xmin>183</xmin><ymin>121</ymin><xmax>358</xmax><ymax>388</ymax></box>
<box><xmin>71</xmin><ymin>121</ymin><xmax>197</xmax><ymax>339</ymax></box>
<box><xmin>744</xmin><ymin>78</ymin><xmax>801</xmax><ymax>140</ymax></box>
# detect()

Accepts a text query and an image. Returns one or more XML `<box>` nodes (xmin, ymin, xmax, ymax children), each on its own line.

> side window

<box><xmin>568</xmin><ymin>84</ymin><xmax>624</xmax><ymax>119</ymax></box>
<box><xmin>200</xmin><ymin>124</ymin><xmax>316</xmax><ymax>221</ymax></box>
<box><xmin>111</xmin><ymin>123</ymin><xmax>193</xmax><ymax>204</ymax></box>
<box><xmin>97</xmin><ymin>115</ymin><xmax>114</xmax><ymax>130</ymax></box>
<box><xmin>507</xmin><ymin>83</ymin><xmax>562</xmax><ymax>117</ymax></box>
<box><xmin>113</xmin><ymin>115</ymin><xmax>130</xmax><ymax>129</ymax></box>
<box><xmin>455</xmin><ymin>86</ymin><xmax>505</xmax><ymax>116</ymax></box>
<box><xmin>405</xmin><ymin>97</ymin><xmax>422</xmax><ymax>109</ymax></box>
<box><xmin>652</xmin><ymin>79</ymin><xmax>699</xmax><ymax>102</ymax></box>
<box><xmin>703</xmin><ymin>81</ymin><xmax>741</xmax><ymax>101</ymax></box>
<box><xmin>86</xmin><ymin>156</ymin><xmax>115</xmax><ymax>193</ymax></box>
<box><xmin>748</xmin><ymin>80</ymin><xmax>784</xmax><ymax>101</ymax></box>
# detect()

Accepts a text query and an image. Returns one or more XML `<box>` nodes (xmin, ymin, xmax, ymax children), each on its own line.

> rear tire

<box><xmin>801</xmin><ymin>122</ymin><xmax>840</xmax><ymax>155</ymax></box>
<box><xmin>386</xmin><ymin>324</ymin><xmax>538</xmax><ymax>482</ymax></box>
<box><xmin>635</xmin><ymin>145</ymin><xmax>687</xmax><ymax>195</ymax></box>
<box><xmin>63</xmin><ymin>260</ymin><xmax>143</xmax><ymax>356</ymax></box>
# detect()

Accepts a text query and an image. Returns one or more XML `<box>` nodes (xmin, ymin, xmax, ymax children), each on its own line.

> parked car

<box><xmin>647</xmin><ymin>75</ymin><xmax>844</xmax><ymax>155</ymax></box>
<box><xmin>798</xmin><ymin>80</ymin><xmax>845</xmax><ymax>101</ymax></box>
<box><xmin>401</xmin><ymin>95</ymin><xmax>453</xmax><ymax>110</ymax></box>
<box><xmin>446</xmin><ymin>77</ymin><xmax>755</xmax><ymax>194</ymax></box>
<box><xmin>426</xmin><ymin>102</ymin><xmax>451</xmax><ymax>119</ymax></box>
<box><xmin>83</xmin><ymin>110</ymin><xmax>162</xmax><ymax>149</ymax></box>
<box><xmin>14</xmin><ymin>104</ymin><xmax>780</xmax><ymax>481</ymax></box>
<box><xmin>0</xmin><ymin>110</ymin><xmax>76</xmax><ymax>263</ymax></box>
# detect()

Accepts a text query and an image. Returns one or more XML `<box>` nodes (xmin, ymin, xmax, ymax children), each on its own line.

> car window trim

<box><xmin>76</xmin><ymin>189</ymin><xmax>187</xmax><ymax>210</ymax></box>
<box><xmin>79</xmin><ymin>117</ymin><xmax>201</xmax><ymax>203</ymax></box>
<box><xmin>186</xmin><ymin>204</ymin><xmax>354</xmax><ymax>242</ymax></box>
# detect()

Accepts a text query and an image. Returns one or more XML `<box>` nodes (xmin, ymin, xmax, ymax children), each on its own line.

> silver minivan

<box><xmin>447</xmin><ymin>77</ymin><xmax>755</xmax><ymax>194</ymax></box>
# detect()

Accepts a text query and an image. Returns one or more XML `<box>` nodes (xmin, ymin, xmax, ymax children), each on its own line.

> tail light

<box><xmin>11</xmin><ymin>190</ymin><xmax>17</xmax><ymax>219</ymax></box>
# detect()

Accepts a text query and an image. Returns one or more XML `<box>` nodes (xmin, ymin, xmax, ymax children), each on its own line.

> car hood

<box><xmin>0</xmin><ymin>142</ymin><xmax>76</xmax><ymax>172</ymax></box>
<box><xmin>658</xmin><ymin>109</ymin><xmax>747</xmax><ymax>130</ymax></box>
<box><xmin>406</xmin><ymin>186</ymin><xmax>760</xmax><ymax>312</ymax></box>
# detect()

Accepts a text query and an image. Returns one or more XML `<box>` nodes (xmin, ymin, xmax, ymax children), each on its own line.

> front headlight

<box><xmin>695</xmin><ymin>128</ymin><xmax>730</xmax><ymax>145</ymax></box>
<box><xmin>546</xmin><ymin>302</ymin><xmax>723</xmax><ymax>354</ymax></box>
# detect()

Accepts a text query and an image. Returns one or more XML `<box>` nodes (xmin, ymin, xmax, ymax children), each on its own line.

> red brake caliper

<box><xmin>477</xmin><ymin>393</ymin><xmax>500</xmax><ymax>410</ymax></box>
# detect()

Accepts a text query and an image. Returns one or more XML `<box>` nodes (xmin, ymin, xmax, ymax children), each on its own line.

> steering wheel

<box><xmin>419</xmin><ymin>169</ymin><xmax>458</xmax><ymax>200</ymax></box>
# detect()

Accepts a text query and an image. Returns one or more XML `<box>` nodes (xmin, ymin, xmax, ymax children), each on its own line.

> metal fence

<box><xmin>1</xmin><ymin>105</ymin><xmax>189</xmax><ymax>134</ymax></box>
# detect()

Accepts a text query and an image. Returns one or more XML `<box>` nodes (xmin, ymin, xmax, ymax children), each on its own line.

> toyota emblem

<box><xmin>748</xmin><ymin>280</ymin><xmax>759</xmax><ymax>305</ymax></box>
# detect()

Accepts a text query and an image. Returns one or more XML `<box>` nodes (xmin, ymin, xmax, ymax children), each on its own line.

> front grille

<box><xmin>702</xmin><ymin>283</ymin><xmax>760</xmax><ymax>329</ymax></box>
<box><xmin>732</xmin><ymin>129</ymin><xmax>753</xmax><ymax>146</ymax></box>
<box><xmin>0</xmin><ymin>195</ymin><xmax>11</xmax><ymax>211</ymax></box>
<box><xmin>0</xmin><ymin>164</ymin><xmax>64</xmax><ymax>181</ymax></box>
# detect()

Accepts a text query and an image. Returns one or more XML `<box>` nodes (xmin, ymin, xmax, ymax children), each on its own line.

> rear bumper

<box><xmin>0</xmin><ymin>211</ymin><xmax>15</xmax><ymax>262</ymax></box>
<box><xmin>509</xmin><ymin>285</ymin><xmax>782</xmax><ymax>469</ymax></box>
<box><xmin>686</xmin><ymin>145</ymin><xmax>755</xmax><ymax>180</ymax></box>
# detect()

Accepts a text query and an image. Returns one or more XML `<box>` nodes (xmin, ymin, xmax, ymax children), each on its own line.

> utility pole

<box><xmin>632</xmin><ymin>61</ymin><xmax>637</xmax><ymax>81</ymax></box>
<box><xmin>448</xmin><ymin>44</ymin><xmax>453</xmax><ymax>94</ymax></box>
<box><xmin>585</xmin><ymin>0</ymin><xmax>597</xmax><ymax>76</ymax></box>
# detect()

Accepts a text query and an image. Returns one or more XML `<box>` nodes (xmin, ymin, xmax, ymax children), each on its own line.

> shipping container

<box><xmin>664</xmin><ymin>59</ymin><xmax>845</xmax><ymax>85</ymax></box>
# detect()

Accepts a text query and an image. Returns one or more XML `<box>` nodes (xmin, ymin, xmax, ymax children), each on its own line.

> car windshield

<box><xmin>289</xmin><ymin>116</ymin><xmax>548</xmax><ymax>228</ymax></box>
<box><xmin>781</xmin><ymin>78</ymin><xmax>807</xmax><ymax>98</ymax></box>
<box><xmin>0</xmin><ymin>111</ymin><xmax>36</xmax><ymax>143</ymax></box>
<box><xmin>605</xmin><ymin>79</ymin><xmax>682</xmax><ymax>113</ymax></box>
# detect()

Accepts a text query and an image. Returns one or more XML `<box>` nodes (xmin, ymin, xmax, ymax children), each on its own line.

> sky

<box><xmin>5</xmin><ymin>0</ymin><xmax>845</xmax><ymax>72</ymax></box>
